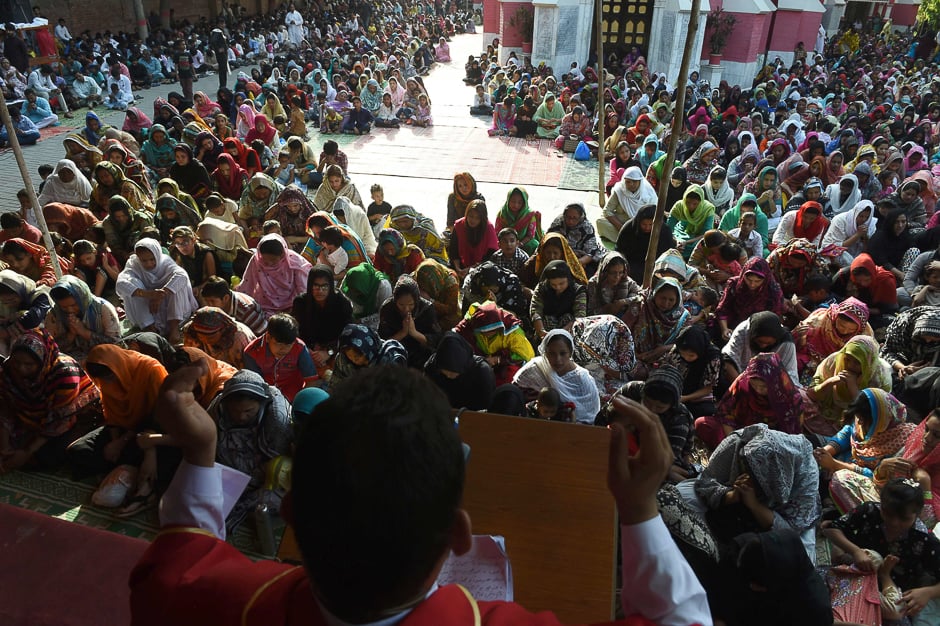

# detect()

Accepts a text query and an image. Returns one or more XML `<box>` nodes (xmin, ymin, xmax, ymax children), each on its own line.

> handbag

<box><xmin>562</xmin><ymin>134</ymin><xmax>579</xmax><ymax>153</ymax></box>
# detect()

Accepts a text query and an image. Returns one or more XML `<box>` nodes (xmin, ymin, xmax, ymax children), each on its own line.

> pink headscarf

<box><xmin>236</xmin><ymin>233</ymin><xmax>311</xmax><ymax>314</ymax></box>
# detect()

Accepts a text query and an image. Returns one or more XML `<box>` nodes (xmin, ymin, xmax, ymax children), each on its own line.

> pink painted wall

<box><xmin>499</xmin><ymin>1</ymin><xmax>530</xmax><ymax>47</ymax></box>
<box><xmin>702</xmin><ymin>12</ymin><xmax>772</xmax><ymax>63</ymax></box>
<box><xmin>483</xmin><ymin>0</ymin><xmax>501</xmax><ymax>34</ymax></box>
<box><xmin>892</xmin><ymin>5</ymin><xmax>918</xmax><ymax>27</ymax></box>
<box><xmin>767</xmin><ymin>10</ymin><xmax>822</xmax><ymax>52</ymax></box>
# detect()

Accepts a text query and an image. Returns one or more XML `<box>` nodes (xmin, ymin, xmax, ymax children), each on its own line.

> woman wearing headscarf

<box><xmin>424</xmin><ymin>331</ymin><xmax>496</xmax><ymax>410</ymax></box>
<box><xmin>546</xmin><ymin>203</ymin><xmax>605</xmax><ymax>276</ymax></box>
<box><xmin>156</xmin><ymin>177</ymin><xmax>201</xmax><ymax>216</ymax></box>
<box><xmin>455</xmin><ymin>300</ymin><xmax>534</xmax><ymax>386</ymax></box>
<box><xmin>832</xmin><ymin>253</ymin><xmax>899</xmax><ymax>328</ymax></box>
<box><xmin>245</xmin><ymin>113</ymin><xmax>281</xmax><ymax>152</ymax></box>
<box><xmin>327</xmin><ymin>323</ymin><xmax>408</xmax><ymax>391</ymax></box>
<box><xmin>461</xmin><ymin>259</ymin><xmax>528</xmax><ymax>319</ymax></box>
<box><xmin>792</xmin><ymin>297</ymin><xmax>872</xmax><ymax>385</ymax></box>
<box><xmin>45</xmin><ymin>275</ymin><xmax>121</xmax><ymax>363</ymax></box>
<box><xmin>41</xmin><ymin>203</ymin><xmax>98</xmax><ymax>242</ymax></box>
<box><xmin>312</xmin><ymin>164</ymin><xmax>365</xmax><ymax>212</ymax></box>
<box><xmin>743</xmin><ymin>164</ymin><xmax>781</xmax><ymax>230</ymax></box>
<box><xmin>822</xmin><ymin>199</ymin><xmax>876</xmax><ymax>267</ymax></box>
<box><xmin>867</xmin><ymin>208</ymin><xmax>919</xmax><ymax>282</ymax></box>
<box><xmin>37</xmin><ymin>159</ymin><xmax>93</xmax><ymax>207</ymax></box>
<box><xmin>210</xmin><ymin>152</ymin><xmax>248</xmax><ymax>201</ymax></box>
<box><xmin>340</xmin><ymin>263</ymin><xmax>393</xmax><ymax>331</ymax></box>
<box><xmin>766</xmin><ymin>238</ymin><xmax>829</xmax><ymax>298</ymax></box>
<box><xmin>181</xmin><ymin>306</ymin><xmax>256</xmax><ymax>369</ymax></box>
<box><xmin>236</xmin><ymin>233</ymin><xmax>312</xmax><ymax>317</ymax></box>
<box><xmin>570</xmin><ymin>314</ymin><xmax>636</xmax><ymax>401</ymax></box>
<box><xmin>116</xmin><ymin>238</ymin><xmax>198</xmax><ymax>344</ymax></box>
<box><xmin>889</xmin><ymin>179</ymin><xmax>928</xmax><ymax>233</ymax></box>
<box><xmin>236</xmin><ymin>101</ymin><xmax>257</xmax><ymax>140</ymax></box>
<box><xmin>600</xmin><ymin>167</ymin><xmax>658</xmax><ymax>245</ymax></box>
<box><xmin>0</xmin><ymin>269</ymin><xmax>50</xmax><ymax>354</ymax></box>
<box><xmin>385</xmin><ymin>204</ymin><xmax>448</xmax><ymax>264</ymax></box>
<box><xmin>667</xmin><ymin>185</ymin><xmax>716</xmax><ymax>260</ymax></box>
<box><xmin>715</xmin><ymin>256</ymin><xmax>786</xmax><ymax>342</ymax></box>
<box><xmin>663</xmin><ymin>325</ymin><xmax>722</xmax><ymax>418</ymax></box>
<box><xmin>682</xmin><ymin>423</ymin><xmax>820</xmax><ymax>563</ymax></box>
<box><xmin>804</xmin><ymin>335</ymin><xmax>892</xmax><ymax>436</ymax></box>
<box><xmin>68</xmin><ymin>344</ymin><xmax>168</xmax><ymax>513</ymax></box>
<box><xmin>586</xmin><ymin>252</ymin><xmax>642</xmax><ymax>318</ymax></box>
<box><xmin>882</xmin><ymin>304</ymin><xmax>940</xmax><ymax>387</ymax></box>
<box><xmin>530</xmin><ymin>260</ymin><xmax>587</xmax><ymax>339</ymax></box>
<box><xmin>208</xmin><ymin>369</ymin><xmax>292</xmax><ymax>531</ymax></box>
<box><xmin>100</xmin><ymin>196</ymin><xmax>153</xmax><ymax>265</ymax></box>
<box><xmin>302</xmin><ymin>211</ymin><xmax>370</xmax><ymax>270</ymax></box>
<box><xmin>631</xmin><ymin>276</ymin><xmax>690</xmax><ymax>369</ymax></box>
<box><xmin>513</xmin><ymin>329</ymin><xmax>601</xmax><ymax>424</ymax></box>
<box><xmin>448</xmin><ymin>199</ymin><xmax>498</xmax><ymax>277</ymax></box>
<box><xmin>701</xmin><ymin>166</ymin><xmax>734</xmax><ymax>214</ymax></box>
<box><xmin>682</xmin><ymin>142</ymin><xmax>721</xmax><ymax>186</ymax></box>
<box><xmin>374</xmin><ymin>227</ymin><xmax>425</xmax><ymax>282</ymax></box>
<box><xmin>122</xmin><ymin>106</ymin><xmax>152</xmax><ymax>143</ymax></box>
<box><xmin>259</xmin><ymin>92</ymin><xmax>286</xmax><ymax>125</ymax></box>
<box><xmin>169</xmin><ymin>144</ymin><xmax>212</xmax><ymax>204</ymax></box>
<box><xmin>87</xmin><ymin>161</ymin><xmax>154</xmax><ymax>219</ymax></box>
<box><xmin>773</xmin><ymin>200</ymin><xmax>829</xmax><ymax>249</ymax></box>
<box><xmin>495</xmin><ymin>186</ymin><xmax>542</xmax><ymax>255</ymax></box>
<box><xmin>532</xmin><ymin>92</ymin><xmax>564</xmax><ymax>139</ymax></box>
<box><xmin>445</xmin><ymin>172</ymin><xmax>485</xmax><ymax>230</ymax></box>
<box><xmin>378</xmin><ymin>275</ymin><xmax>441</xmax><ymax>368</ymax></box>
<box><xmin>262</xmin><ymin>185</ymin><xmax>315</xmax><ymax>252</ymax></box>
<box><xmin>0</xmin><ymin>329</ymin><xmax>100</xmax><ymax>471</ymax></box>
<box><xmin>819</xmin><ymin>389</ymin><xmax>915</xmax><ymax>510</ymax></box>
<box><xmin>414</xmin><ymin>258</ymin><xmax>461</xmax><ymax>330</ymax></box>
<box><xmin>719</xmin><ymin>194</ymin><xmax>769</xmax><ymax>255</ymax></box>
<box><xmin>823</xmin><ymin>173</ymin><xmax>862</xmax><ymax>217</ymax></box>
<box><xmin>154</xmin><ymin>193</ymin><xmax>202</xmax><ymax>243</ymax></box>
<box><xmin>193</xmin><ymin>130</ymin><xmax>224</xmax><ymax>174</ymax></box>
<box><xmin>615</xmin><ymin>204</ymin><xmax>676</xmax><ymax>283</ymax></box>
<box><xmin>291</xmin><ymin>264</ymin><xmax>353</xmax><ymax>373</ymax></box>
<box><xmin>238</xmin><ymin>173</ymin><xmax>284</xmax><ymax>223</ymax></box>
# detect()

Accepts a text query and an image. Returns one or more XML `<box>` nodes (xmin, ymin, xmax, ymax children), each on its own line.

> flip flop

<box><xmin>114</xmin><ymin>490</ymin><xmax>157</xmax><ymax>518</ymax></box>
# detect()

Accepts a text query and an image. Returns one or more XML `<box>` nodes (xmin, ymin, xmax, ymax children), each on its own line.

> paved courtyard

<box><xmin>0</xmin><ymin>33</ymin><xmax>607</xmax><ymax>232</ymax></box>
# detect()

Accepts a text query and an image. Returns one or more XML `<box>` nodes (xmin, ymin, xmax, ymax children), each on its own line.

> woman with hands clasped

<box><xmin>130</xmin><ymin>359</ymin><xmax>711</xmax><ymax>626</ymax></box>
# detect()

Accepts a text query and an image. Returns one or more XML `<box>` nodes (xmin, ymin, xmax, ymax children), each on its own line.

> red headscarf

<box><xmin>246</xmin><ymin>113</ymin><xmax>277</xmax><ymax>145</ymax></box>
<box><xmin>850</xmin><ymin>253</ymin><xmax>898</xmax><ymax>306</ymax></box>
<box><xmin>211</xmin><ymin>153</ymin><xmax>247</xmax><ymax>201</ymax></box>
<box><xmin>793</xmin><ymin>201</ymin><xmax>828</xmax><ymax>242</ymax></box>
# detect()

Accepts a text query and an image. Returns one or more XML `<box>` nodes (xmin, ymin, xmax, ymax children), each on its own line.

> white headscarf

<box><xmin>37</xmin><ymin>159</ymin><xmax>93</xmax><ymax>206</ymax></box>
<box><xmin>822</xmin><ymin>199</ymin><xmax>875</xmax><ymax>255</ymax></box>
<box><xmin>824</xmin><ymin>173</ymin><xmax>861</xmax><ymax>216</ymax></box>
<box><xmin>120</xmin><ymin>238</ymin><xmax>189</xmax><ymax>288</ymax></box>
<box><xmin>611</xmin><ymin>166</ymin><xmax>658</xmax><ymax>220</ymax></box>
<box><xmin>702</xmin><ymin>166</ymin><xmax>734</xmax><ymax>211</ymax></box>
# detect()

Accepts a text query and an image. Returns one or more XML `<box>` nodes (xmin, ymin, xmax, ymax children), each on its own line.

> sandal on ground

<box><xmin>114</xmin><ymin>489</ymin><xmax>157</xmax><ymax>518</ymax></box>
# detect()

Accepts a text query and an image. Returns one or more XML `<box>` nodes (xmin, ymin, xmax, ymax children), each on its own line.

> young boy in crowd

<box><xmin>470</xmin><ymin>84</ymin><xmax>493</xmax><ymax>116</ymax></box>
<box><xmin>684</xmin><ymin>285</ymin><xmax>718</xmax><ymax>325</ymax></box>
<box><xmin>0</xmin><ymin>212</ymin><xmax>42</xmax><ymax>244</ymax></box>
<box><xmin>791</xmin><ymin>272</ymin><xmax>837</xmax><ymax>320</ymax></box>
<box><xmin>705</xmin><ymin>242</ymin><xmax>743</xmax><ymax>290</ymax></box>
<box><xmin>201</xmin><ymin>275</ymin><xmax>268</xmax><ymax>335</ymax></box>
<box><xmin>243</xmin><ymin>312</ymin><xmax>319</xmax><ymax>402</ymax></box>
<box><xmin>16</xmin><ymin>188</ymin><xmax>38</xmax><ymax>228</ymax></box>
<box><xmin>320</xmin><ymin>226</ymin><xmax>349</xmax><ymax>280</ymax></box>
<box><xmin>269</xmin><ymin>149</ymin><xmax>296</xmax><ymax>186</ymax></box>
<box><xmin>318</xmin><ymin>139</ymin><xmax>348</xmax><ymax>175</ymax></box>
<box><xmin>37</xmin><ymin>163</ymin><xmax>54</xmax><ymax>193</ymax></box>
<box><xmin>491</xmin><ymin>227</ymin><xmax>529</xmax><ymax>276</ymax></box>
<box><xmin>263</xmin><ymin>220</ymin><xmax>282</xmax><ymax>236</ymax></box>
<box><xmin>525</xmin><ymin>387</ymin><xmax>574</xmax><ymax>422</ymax></box>
<box><xmin>71</xmin><ymin>238</ymin><xmax>120</xmax><ymax>298</ymax></box>
<box><xmin>913</xmin><ymin>261</ymin><xmax>940</xmax><ymax>307</ymax></box>
<box><xmin>367</xmin><ymin>184</ymin><xmax>392</xmax><ymax>239</ymax></box>
<box><xmin>728</xmin><ymin>212</ymin><xmax>764</xmax><ymax>259</ymax></box>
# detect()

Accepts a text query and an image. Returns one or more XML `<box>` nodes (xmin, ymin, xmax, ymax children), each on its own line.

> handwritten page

<box><xmin>437</xmin><ymin>535</ymin><xmax>513</xmax><ymax>602</ymax></box>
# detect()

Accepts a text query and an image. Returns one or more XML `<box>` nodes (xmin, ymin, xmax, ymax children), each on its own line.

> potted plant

<box><xmin>509</xmin><ymin>5</ymin><xmax>534</xmax><ymax>53</ymax></box>
<box><xmin>706</xmin><ymin>8</ymin><xmax>736</xmax><ymax>65</ymax></box>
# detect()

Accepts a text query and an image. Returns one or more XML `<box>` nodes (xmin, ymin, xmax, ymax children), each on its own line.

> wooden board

<box><xmin>279</xmin><ymin>411</ymin><xmax>618</xmax><ymax>623</ymax></box>
<box><xmin>456</xmin><ymin>411</ymin><xmax>618</xmax><ymax>622</ymax></box>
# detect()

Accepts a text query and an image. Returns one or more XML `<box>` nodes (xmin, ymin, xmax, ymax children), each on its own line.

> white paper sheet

<box><xmin>437</xmin><ymin>535</ymin><xmax>513</xmax><ymax>602</ymax></box>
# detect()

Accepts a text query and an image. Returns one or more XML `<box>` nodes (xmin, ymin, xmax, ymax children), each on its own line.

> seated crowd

<box><xmin>4</xmin><ymin>7</ymin><xmax>940</xmax><ymax>626</ymax></box>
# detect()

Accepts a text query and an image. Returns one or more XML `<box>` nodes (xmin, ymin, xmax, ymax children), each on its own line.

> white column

<box><xmin>647</xmin><ymin>0</ymin><xmax>707</xmax><ymax>85</ymax></box>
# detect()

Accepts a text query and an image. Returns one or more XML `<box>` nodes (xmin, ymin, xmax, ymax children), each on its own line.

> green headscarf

<box><xmin>341</xmin><ymin>264</ymin><xmax>390</xmax><ymax>317</ymax></box>
<box><xmin>669</xmin><ymin>185</ymin><xmax>715</xmax><ymax>237</ymax></box>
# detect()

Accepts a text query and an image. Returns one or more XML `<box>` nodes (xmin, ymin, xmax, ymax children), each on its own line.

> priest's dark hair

<box><xmin>291</xmin><ymin>366</ymin><xmax>466</xmax><ymax>620</ymax></box>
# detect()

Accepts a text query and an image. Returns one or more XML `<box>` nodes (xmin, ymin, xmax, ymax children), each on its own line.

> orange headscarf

<box><xmin>181</xmin><ymin>346</ymin><xmax>237</xmax><ymax>408</ymax></box>
<box><xmin>85</xmin><ymin>344</ymin><xmax>167</xmax><ymax>429</ymax></box>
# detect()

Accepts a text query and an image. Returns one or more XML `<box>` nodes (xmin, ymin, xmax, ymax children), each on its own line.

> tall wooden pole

<box><xmin>596</xmin><ymin>0</ymin><xmax>606</xmax><ymax>208</ymax></box>
<box><xmin>642</xmin><ymin>0</ymin><xmax>701</xmax><ymax>288</ymax></box>
<box><xmin>0</xmin><ymin>93</ymin><xmax>63</xmax><ymax>279</ymax></box>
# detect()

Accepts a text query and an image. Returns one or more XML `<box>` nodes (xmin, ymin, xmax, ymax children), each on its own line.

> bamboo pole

<box><xmin>0</xmin><ymin>92</ymin><xmax>63</xmax><ymax>279</ymax></box>
<box><xmin>642</xmin><ymin>0</ymin><xmax>701</xmax><ymax>289</ymax></box>
<box><xmin>596</xmin><ymin>0</ymin><xmax>606</xmax><ymax>208</ymax></box>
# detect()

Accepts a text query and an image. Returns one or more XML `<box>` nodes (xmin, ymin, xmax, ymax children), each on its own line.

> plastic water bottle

<box><xmin>254</xmin><ymin>497</ymin><xmax>277</xmax><ymax>557</ymax></box>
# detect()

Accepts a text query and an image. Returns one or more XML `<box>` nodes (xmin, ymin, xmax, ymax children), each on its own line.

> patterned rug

<box><xmin>0</xmin><ymin>467</ymin><xmax>280</xmax><ymax>560</ymax></box>
<box><xmin>558</xmin><ymin>157</ymin><xmax>609</xmax><ymax>192</ymax></box>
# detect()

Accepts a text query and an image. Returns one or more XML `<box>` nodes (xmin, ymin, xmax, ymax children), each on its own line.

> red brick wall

<box><xmin>766</xmin><ymin>10</ymin><xmax>822</xmax><ymax>53</ymax></box>
<box><xmin>701</xmin><ymin>12</ymin><xmax>771</xmax><ymax>63</ymax></box>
